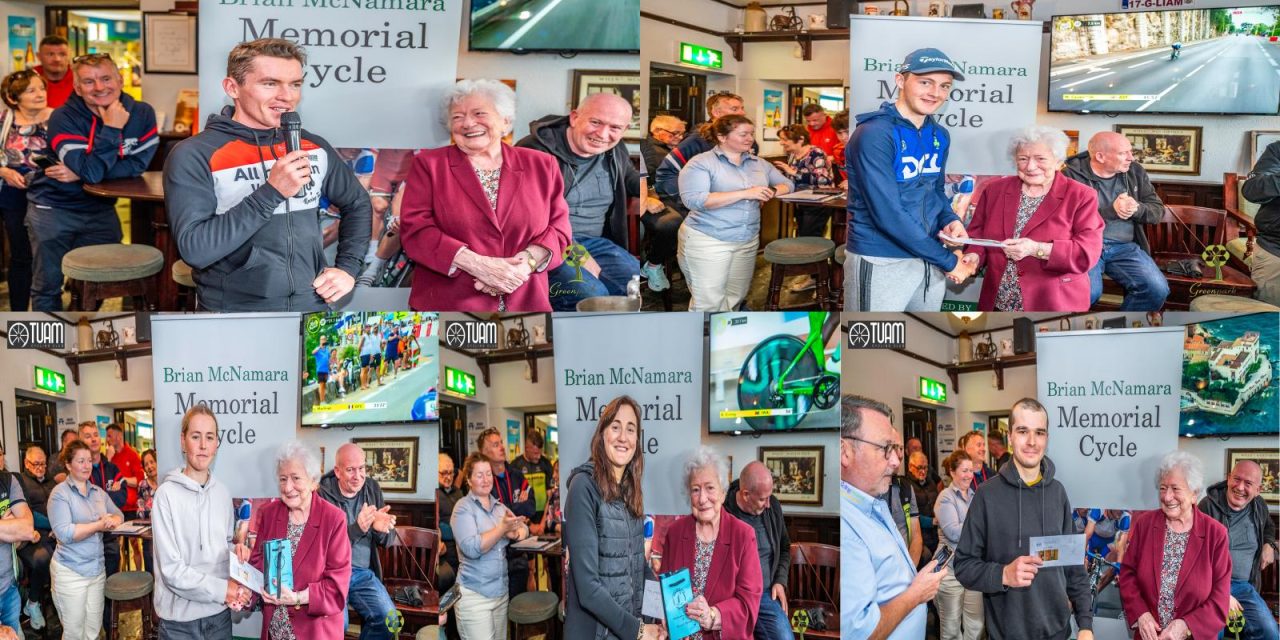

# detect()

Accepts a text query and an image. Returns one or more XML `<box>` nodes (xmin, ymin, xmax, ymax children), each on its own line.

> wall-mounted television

<box><xmin>468</xmin><ymin>0</ymin><xmax>639</xmax><ymax>53</ymax></box>
<box><xmin>1180</xmin><ymin>312</ymin><xmax>1278</xmax><ymax>437</ymax></box>
<box><xmin>301</xmin><ymin>312</ymin><xmax>440</xmax><ymax>427</ymax></box>
<box><xmin>1048</xmin><ymin>6</ymin><xmax>1280</xmax><ymax>115</ymax></box>
<box><xmin>708</xmin><ymin>312</ymin><xmax>841</xmax><ymax>433</ymax></box>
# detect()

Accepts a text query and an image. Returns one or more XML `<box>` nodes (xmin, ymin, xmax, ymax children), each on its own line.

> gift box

<box><xmin>264</xmin><ymin>538</ymin><xmax>293</xmax><ymax>598</ymax></box>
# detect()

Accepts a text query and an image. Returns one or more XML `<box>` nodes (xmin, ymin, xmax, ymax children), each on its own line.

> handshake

<box><xmin>939</xmin><ymin>221</ymin><xmax>978</xmax><ymax>285</ymax></box>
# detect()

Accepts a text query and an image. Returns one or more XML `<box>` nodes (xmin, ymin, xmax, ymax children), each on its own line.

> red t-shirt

<box><xmin>34</xmin><ymin>65</ymin><xmax>74</xmax><ymax>109</ymax></box>
<box><xmin>808</xmin><ymin>117</ymin><xmax>839</xmax><ymax>159</ymax></box>
<box><xmin>112</xmin><ymin>444</ymin><xmax>144</xmax><ymax>513</ymax></box>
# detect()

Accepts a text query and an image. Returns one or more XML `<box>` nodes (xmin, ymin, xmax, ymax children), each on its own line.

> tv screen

<box><xmin>468</xmin><ymin>0</ymin><xmax>639</xmax><ymax>52</ymax></box>
<box><xmin>1180</xmin><ymin>312</ymin><xmax>1279</xmax><ymax>437</ymax></box>
<box><xmin>1048</xmin><ymin>6</ymin><xmax>1280</xmax><ymax>114</ymax></box>
<box><xmin>708</xmin><ymin>312</ymin><xmax>841</xmax><ymax>433</ymax></box>
<box><xmin>302</xmin><ymin>312</ymin><xmax>440</xmax><ymax>427</ymax></box>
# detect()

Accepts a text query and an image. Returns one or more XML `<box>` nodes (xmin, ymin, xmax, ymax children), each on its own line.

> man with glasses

<box><xmin>841</xmin><ymin>394</ymin><xmax>945</xmax><ymax>639</ymax></box>
<box><xmin>33</xmin><ymin>36</ymin><xmax>73</xmax><ymax>108</ymax></box>
<box><xmin>906</xmin><ymin>451</ymin><xmax>940</xmax><ymax>566</ymax></box>
<box><xmin>436</xmin><ymin>452</ymin><xmax>462</xmax><ymax>594</ymax></box>
<box><xmin>317</xmin><ymin>443</ymin><xmax>398</xmax><ymax>640</ymax></box>
<box><xmin>953</xmin><ymin>398</ymin><xmax>1094</xmax><ymax>640</ymax></box>
<box><xmin>636</xmin><ymin>114</ymin><xmax>688</xmax><ymax>292</ymax></box>
<box><xmin>26</xmin><ymin>51</ymin><xmax>157</xmax><ymax>310</ymax></box>
<box><xmin>653</xmin><ymin>92</ymin><xmax>755</xmax><ymax>214</ymax></box>
<box><xmin>18</xmin><ymin>445</ymin><xmax>56</xmax><ymax>630</ymax></box>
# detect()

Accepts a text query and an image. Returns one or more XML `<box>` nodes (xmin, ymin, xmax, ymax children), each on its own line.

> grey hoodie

<box><xmin>151</xmin><ymin>467</ymin><xmax>236</xmax><ymax>623</ymax></box>
<box><xmin>953</xmin><ymin>456</ymin><xmax>1092</xmax><ymax>640</ymax></box>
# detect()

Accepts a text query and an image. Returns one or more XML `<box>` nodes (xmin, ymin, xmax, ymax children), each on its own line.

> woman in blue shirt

<box><xmin>934</xmin><ymin>451</ymin><xmax>983</xmax><ymax>640</ymax></box>
<box><xmin>677</xmin><ymin>115</ymin><xmax>792</xmax><ymax>311</ymax></box>
<box><xmin>48</xmin><ymin>439</ymin><xmax>123</xmax><ymax>640</ymax></box>
<box><xmin>451</xmin><ymin>452</ymin><xmax>529</xmax><ymax>640</ymax></box>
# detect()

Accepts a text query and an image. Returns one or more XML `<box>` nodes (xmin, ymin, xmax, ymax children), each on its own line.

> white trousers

<box><xmin>936</xmin><ymin>568</ymin><xmax>984</xmax><ymax>640</ymax></box>
<box><xmin>678</xmin><ymin>224</ymin><xmax>759</xmax><ymax>312</ymax></box>
<box><xmin>454</xmin><ymin>584</ymin><xmax>508</xmax><ymax>640</ymax></box>
<box><xmin>51</xmin><ymin>556</ymin><xmax>106</xmax><ymax>640</ymax></box>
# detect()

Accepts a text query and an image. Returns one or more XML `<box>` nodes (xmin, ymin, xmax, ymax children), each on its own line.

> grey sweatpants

<box><xmin>844</xmin><ymin>252</ymin><xmax>947</xmax><ymax>311</ymax></box>
<box><xmin>157</xmin><ymin>609</ymin><xmax>232</xmax><ymax>640</ymax></box>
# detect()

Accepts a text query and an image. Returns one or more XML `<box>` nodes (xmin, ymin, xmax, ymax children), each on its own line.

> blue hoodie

<box><xmin>28</xmin><ymin>92</ymin><xmax>157</xmax><ymax>214</ymax></box>
<box><xmin>845</xmin><ymin>101</ymin><xmax>958</xmax><ymax>272</ymax></box>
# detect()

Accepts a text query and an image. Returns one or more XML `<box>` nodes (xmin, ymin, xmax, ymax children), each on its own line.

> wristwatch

<box><xmin>522</xmin><ymin>251</ymin><xmax>538</xmax><ymax>271</ymax></box>
<box><xmin>1035</xmin><ymin>243</ymin><xmax>1047</xmax><ymax>259</ymax></box>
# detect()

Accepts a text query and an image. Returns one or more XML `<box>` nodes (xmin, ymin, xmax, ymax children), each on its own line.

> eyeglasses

<box><xmin>842</xmin><ymin>436</ymin><xmax>905</xmax><ymax>461</ymax></box>
<box><xmin>73</xmin><ymin>53</ymin><xmax>113</xmax><ymax>65</ymax></box>
<box><xmin>657</xmin><ymin>127</ymin><xmax>686</xmax><ymax>139</ymax></box>
<box><xmin>27</xmin><ymin>462</ymin><xmax>46</xmax><ymax>469</ymax></box>
<box><xmin>439</xmin><ymin>469</ymin><xmax>455</xmax><ymax>476</ymax></box>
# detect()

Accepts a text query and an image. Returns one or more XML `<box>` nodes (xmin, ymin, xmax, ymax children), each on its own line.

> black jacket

<box><xmin>516</xmin><ymin>114</ymin><xmax>640</xmax><ymax>249</ymax></box>
<box><xmin>19</xmin><ymin>469</ymin><xmax>56</xmax><ymax>522</ymax></box>
<box><xmin>1241</xmin><ymin>139</ymin><xmax>1280</xmax><ymax>256</ymax></box>
<box><xmin>723</xmin><ymin>478</ymin><xmax>792</xmax><ymax>590</ymax></box>
<box><xmin>563</xmin><ymin>463</ymin><xmax>648</xmax><ymax>640</ymax></box>
<box><xmin>1199</xmin><ymin>479</ymin><xmax>1278</xmax><ymax>592</ymax></box>
<box><xmin>1061</xmin><ymin>151</ymin><xmax>1165</xmax><ymax>254</ymax></box>
<box><xmin>953</xmin><ymin>457</ymin><xmax>1092</xmax><ymax>640</ymax></box>
<box><xmin>317</xmin><ymin>471</ymin><xmax>392</xmax><ymax>580</ymax></box>
<box><xmin>639</xmin><ymin>136</ymin><xmax>672</xmax><ymax>184</ymax></box>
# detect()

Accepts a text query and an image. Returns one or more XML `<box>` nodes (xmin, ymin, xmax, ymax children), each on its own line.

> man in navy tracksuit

<box><xmin>26</xmin><ymin>53</ymin><xmax>157</xmax><ymax>310</ymax></box>
<box><xmin>844</xmin><ymin>48</ymin><xmax>974</xmax><ymax>311</ymax></box>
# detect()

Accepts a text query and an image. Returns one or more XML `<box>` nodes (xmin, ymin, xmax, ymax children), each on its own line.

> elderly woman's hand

<box><xmin>263</xmin><ymin>586</ymin><xmax>308</xmax><ymax>607</ymax></box>
<box><xmin>685</xmin><ymin>595</ymin><xmax>713</xmax><ymax>629</ymax></box>
<box><xmin>1001</xmin><ymin>237</ymin><xmax>1042</xmax><ymax>262</ymax></box>
<box><xmin>458</xmin><ymin>250</ymin><xmax>529</xmax><ymax>294</ymax></box>
<box><xmin>1136</xmin><ymin>612</ymin><xmax>1161</xmax><ymax>640</ymax></box>
<box><xmin>1156</xmin><ymin>620</ymin><xmax>1188</xmax><ymax>640</ymax></box>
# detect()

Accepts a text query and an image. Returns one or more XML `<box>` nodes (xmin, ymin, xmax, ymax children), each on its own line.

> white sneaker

<box><xmin>25</xmin><ymin>599</ymin><xmax>44</xmax><ymax>630</ymax></box>
<box><xmin>640</xmin><ymin>262</ymin><xmax>669</xmax><ymax>292</ymax></box>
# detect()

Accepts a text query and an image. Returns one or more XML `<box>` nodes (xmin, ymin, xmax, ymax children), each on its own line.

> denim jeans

<box><xmin>157</xmin><ymin>609</ymin><xmax>232</xmax><ymax>640</ymax></box>
<box><xmin>0</xmin><ymin>582</ymin><xmax>23</xmax><ymax>640</ymax></box>
<box><xmin>756</xmin><ymin>590</ymin><xmax>795</xmax><ymax>640</ymax></box>
<box><xmin>345</xmin><ymin>566</ymin><xmax>397</xmax><ymax>640</ymax></box>
<box><xmin>1088</xmin><ymin>240</ymin><xmax>1170</xmax><ymax>311</ymax></box>
<box><xmin>26</xmin><ymin>201</ymin><xmax>122</xmax><ymax>311</ymax></box>
<box><xmin>1222</xmin><ymin>579</ymin><xmax>1279</xmax><ymax>640</ymax></box>
<box><xmin>547</xmin><ymin>235</ymin><xmax>640</xmax><ymax>311</ymax></box>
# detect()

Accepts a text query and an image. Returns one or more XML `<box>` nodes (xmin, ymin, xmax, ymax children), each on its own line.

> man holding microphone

<box><xmin>164</xmin><ymin>38</ymin><xmax>371</xmax><ymax>311</ymax></box>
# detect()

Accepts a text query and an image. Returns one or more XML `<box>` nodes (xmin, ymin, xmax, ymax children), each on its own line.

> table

<box><xmin>83</xmin><ymin>172</ymin><xmax>177</xmax><ymax>310</ymax></box>
<box><xmin>510</xmin><ymin>538</ymin><xmax>563</xmax><ymax>593</ymax></box>
<box><xmin>382</xmin><ymin>577</ymin><xmax>440</xmax><ymax>633</ymax></box>
<box><xmin>775</xmin><ymin>194</ymin><xmax>848</xmax><ymax>247</ymax></box>
<box><xmin>106</xmin><ymin>520</ymin><xmax>153</xmax><ymax>572</ymax></box>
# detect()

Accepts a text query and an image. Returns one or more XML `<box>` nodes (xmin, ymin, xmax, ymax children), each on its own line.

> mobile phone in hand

<box><xmin>933</xmin><ymin>546</ymin><xmax>954</xmax><ymax>572</ymax></box>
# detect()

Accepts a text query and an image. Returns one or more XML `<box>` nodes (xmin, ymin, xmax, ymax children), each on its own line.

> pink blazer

<box><xmin>250</xmin><ymin>495</ymin><xmax>352</xmax><ymax>640</ymax></box>
<box><xmin>1119</xmin><ymin>509</ymin><xmax>1231</xmax><ymax>639</ymax></box>
<box><xmin>399</xmin><ymin>143</ymin><xmax>572</xmax><ymax>312</ymax></box>
<box><xmin>659</xmin><ymin>510</ymin><xmax>763</xmax><ymax>639</ymax></box>
<box><xmin>966</xmin><ymin>174</ymin><xmax>1103</xmax><ymax>311</ymax></box>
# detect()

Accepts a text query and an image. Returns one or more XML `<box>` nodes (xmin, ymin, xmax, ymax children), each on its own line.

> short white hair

<box><xmin>275</xmin><ymin>441</ymin><xmax>321</xmax><ymax>483</ymax></box>
<box><xmin>682</xmin><ymin>447</ymin><xmax>728</xmax><ymax>496</ymax></box>
<box><xmin>1157</xmin><ymin>450</ymin><xmax>1204</xmax><ymax>497</ymax></box>
<box><xmin>440</xmin><ymin>78</ymin><xmax>516</xmax><ymax>136</ymax></box>
<box><xmin>1008</xmin><ymin>125</ymin><xmax>1070</xmax><ymax>164</ymax></box>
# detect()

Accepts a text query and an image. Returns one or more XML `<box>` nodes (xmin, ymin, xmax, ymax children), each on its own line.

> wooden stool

<box><xmin>763</xmin><ymin>237</ymin><xmax>835</xmax><ymax>311</ymax></box>
<box><xmin>1188</xmin><ymin>294</ymin><xmax>1280</xmax><ymax>312</ymax></box>
<box><xmin>831</xmin><ymin>245</ymin><xmax>846</xmax><ymax>310</ymax></box>
<box><xmin>416</xmin><ymin>625</ymin><xmax>441</xmax><ymax>640</ymax></box>
<box><xmin>105</xmin><ymin>570</ymin><xmax>155</xmax><ymax>640</ymax></box>
<box><xmin>62</xmin><ymin>244</ymin><xmax>163</xmax><ymax>311</ymax></box>
<box><xmin>507</xmin><ymin>590</ymin><xmax>559</xmax><ymax>640</ymax></box>
<box><xmin>171</xmin><ymin>259</ymin><xmax>198</xmax><ymax>311</ymax></box>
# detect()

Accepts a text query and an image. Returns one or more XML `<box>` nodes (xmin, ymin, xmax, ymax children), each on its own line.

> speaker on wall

<box><xmin>1012</xmin><ymin>317</ymin><xmax>1034</xmax><ymax>354</ymax></box>
<box><xmin>827</xmin><ymin>0</ymin><xmax>852</xmax><ymax>28</ymax></box>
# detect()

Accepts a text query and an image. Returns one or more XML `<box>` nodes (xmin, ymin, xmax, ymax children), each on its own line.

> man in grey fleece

<box><xmin>953</xmin><ymin>398</ymin><xmax>1093</xmax><ymax>640</ymax></box>
<box><xmin>163</xmin><ymin>38</ymin><xmax>371</xmax><ymax>311</ymax></box>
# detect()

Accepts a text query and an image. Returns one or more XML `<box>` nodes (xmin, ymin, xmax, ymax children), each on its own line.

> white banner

<box><xmin>1037</xmin><ymin>327</ymin><xmax>1183</xmax><ymax>510</ymax></box>
<box><xmin>151</xmin><ymin>313</ymin><xmax>302</xmax><ymax>500</ymax></box>
<box><xmin>848</xmin><ymin>16</ymin><xmax>1043</xmax><ymax>175</ymax></box>
<box><xmin>199</xmin><ymin>1</ymin><xmax>462</xmax><ymax>149</ymax></box>
<box><xmin>553</xmin><ymin>313</ymin><xmax>704</xmax><ymax>516</ymax></box>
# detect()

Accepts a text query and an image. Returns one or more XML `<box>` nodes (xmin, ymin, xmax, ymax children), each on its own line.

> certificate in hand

<box><xmin>229</xmin><ymin>555</ymin><xmax>265</xmax><ymax>594</ymax></box>
<box><xmin>660</xmin><ymin>568</ymin><xmax>702</xmax><ymax>640</ymax></box>
<box><xmin>1029</xmin><ymin>534</ymin><xmax>1086</xmax><ymax>568</ymax></box>
<box><xmin>939</xmin><ymin>232</ymin><xmax>1006</xmax><ymax>248</ymax></box>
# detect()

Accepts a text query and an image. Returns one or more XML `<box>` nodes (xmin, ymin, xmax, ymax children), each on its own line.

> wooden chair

<box><xmin>1223</xmin><ymin>172</ymin><xmax>1260</xmax><ymax>266</ymax></box>
<box><xmin>787</xmin><ymin>541</ymin><xmax>840</xmax><ymax>638</ymax></box>
<box><xmin>1142</xmin><ymin>205</ymin><xmax>1255</xmax><ymax>309</ymax></box>
<box><xmin>381</xmin><ymin>525</ymin><xmax>439</xmax><ymax>584</ymax></box>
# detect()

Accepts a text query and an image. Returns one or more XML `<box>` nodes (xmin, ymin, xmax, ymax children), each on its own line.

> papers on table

<box><xmin>510</xmin><ymin>536</ymin><xmax>558</xmax><ymax>551</ymax></box>
<box><xmin>939</xmin><ymin>232</ymin><xmax>1006</xmax><ymax>248</ymax></box>
<box><xmin>112</xmin><ymin>521</ymin><xmax>150</xmax><ymax>536</ymax></box>
<box><xmin>777</xmin><ymin>189</ymin><xmax>842</xmax><ymax>203</ymax></box>
<box><xmin>229</xmin><ymin>555</ymin><xmax>265</xmax><ymax>595</ymax></box>
<box><xmin>1029</xmin><ymin>534</ymin><xmax>1086</xmax><ymax>568</ymax></box>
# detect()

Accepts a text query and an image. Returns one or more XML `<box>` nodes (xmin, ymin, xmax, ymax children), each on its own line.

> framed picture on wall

<box><xmin>1249</xmin><ymin>130</ymin><xmax>1280</xmax><ymax>169</ymax></box>
<box><xmin>353</xmin><ymin>437</ymin><xmax>418</xmax><ymax>493</ymax></box>
<box><xmin>142</xmin><ymin>12</ymin><xmax>197</xmax><ymax>74</ymax></box>
<box><xmin>571</xmin><ymin>70</ymin><xmax>641</xmax><ymax>142</ymax></box>
<box><xmin>1113</xmin><ymin>124</ymin><xmax>1202</xmax><ymax>175</ymax></box>
<box><xmin>1225</xmin><ymin>448</ymin><xmax>1279</xmax><ymax>506</ymax></box>
<box><xmin>759</xmin><ymin>446</ymin><xmax>824</xmax><ymax>505</ymax></box>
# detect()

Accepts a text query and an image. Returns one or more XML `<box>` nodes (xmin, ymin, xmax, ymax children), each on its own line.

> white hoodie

<box><xmin>151</xmin><ymin>467</ymin><xmax>235</xmax><ymax>622</ymax></box>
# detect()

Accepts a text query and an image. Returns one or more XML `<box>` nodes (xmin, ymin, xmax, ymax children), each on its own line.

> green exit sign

<box><xmin>918</xmin><ymin>377</ymin><xmax>947</xmax><ymax>404</ymax></box>
<box><xmin>679</xmin><ymin>42</ymin><xmax>723</xmax><ymax>69</ymax></box>
<box><xmin>34</xmin><ymin>366</ymin><xmax>66</xmax><ymax>395</ymax></box>
<box><xmin>445</xmin><ymin>367</ymin><xmax>476</xmax><ymax>397</ymax></box>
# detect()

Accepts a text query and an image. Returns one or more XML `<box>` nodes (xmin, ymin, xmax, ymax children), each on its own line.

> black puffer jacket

<box><xmin>563</xmin><ymin>462</ymin><xmax>647</xmax><ymax>640</ymax></box>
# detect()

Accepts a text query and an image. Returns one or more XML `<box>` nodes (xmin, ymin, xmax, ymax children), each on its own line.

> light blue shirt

<box><xmin>451</xmin><ymin>491</ymin><xmax>511</xmax><ymax>599</ymax></box>
<box><xmin>935</xmin><ymin>483</ymin><xmax>975</xmax><ymax>550</ymax></box>
<box><xmin>842</xmin><ymin>480</ymin><xmax>925</xmax><ymax>640</ymax></box>
<box><xmin>48</xmin><ymin>478</ymin><xmax>124</xmax><ymax>578</ymax></box>
<box><xmin>678</xmin><ymin>147</ymin><xmax>792</xmax><ymax>243</ymax></box>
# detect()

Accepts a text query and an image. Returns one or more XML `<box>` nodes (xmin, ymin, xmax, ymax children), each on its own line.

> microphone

<box><xmin>279</xmin><ymin>111</ymin><xmax>313</xmax><ymax>191</ymax></box>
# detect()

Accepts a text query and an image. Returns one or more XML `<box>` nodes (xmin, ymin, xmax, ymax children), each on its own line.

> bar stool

<box><xmin>831</xmin><ymin>244</ymin><xmax>846</xmax><ymax>309</ymax></box>
<box><xmin>62</xmin><ymin>244</ymin><xmax>163</xmax><ymax>311</ymax></box>
<box><xmin>171</xmin><ymin>259</ymin><xmax>198</xmax><ymax>311</ymax></box>
<box><xmin>105</xmin><ymin>570</ymin><xmax>156</xmax><ymax>640</ymax></box>
<box><xmin>507</xmin><ymin>590</ymin><xmax>559</xmax><ymax>640</ymax></box>
<box><xmin>416</xmin><ymin>625</ymin><xmax>441</xmax><ymax>640</ymax></box>
<box><xmin>1188</xmin><ymin>294</ymin><xmax>1280</xmax><ymax>312</ymax></box>
<box><xmin>763</xmin><ymin>237</ymin><xmax>834</xmax><ymax>311</ymax></box>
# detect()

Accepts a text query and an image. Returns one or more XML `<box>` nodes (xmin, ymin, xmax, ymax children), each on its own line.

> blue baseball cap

<box><xmin>900</xmin><ymin>48</ymin><xmax>965</xmax><ymax>81</ymax></box>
